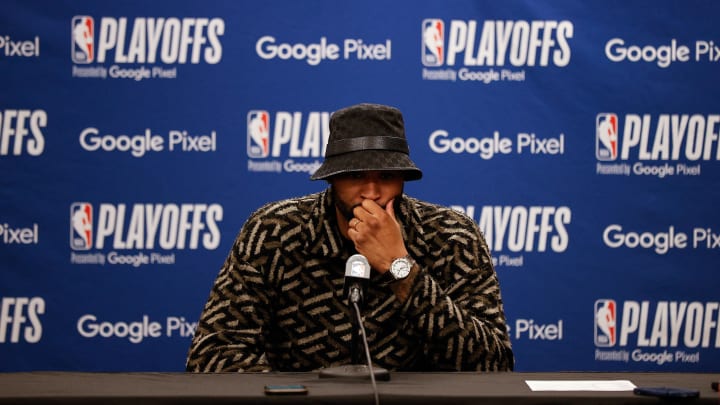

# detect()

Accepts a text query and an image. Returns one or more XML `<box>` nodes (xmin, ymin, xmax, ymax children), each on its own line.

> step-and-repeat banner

<box><xmin>2</xmin><ymin>0</ymin><xmax>718</xmax><ymax>372</ymax></box>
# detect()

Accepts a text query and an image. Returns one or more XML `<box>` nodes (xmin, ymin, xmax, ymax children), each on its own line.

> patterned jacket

<box><xmin>186</xmin><ymin>189</ymin><xmax>514</xmax><ymax>372</ymax></box>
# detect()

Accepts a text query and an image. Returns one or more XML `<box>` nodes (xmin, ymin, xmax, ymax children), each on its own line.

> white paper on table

<box><xmin>525</xmin><ymin>380</ymin><xmax>637</xmax><ymax>391</ymax></box>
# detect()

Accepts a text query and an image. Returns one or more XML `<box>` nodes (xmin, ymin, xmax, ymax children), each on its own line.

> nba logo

<box><xmin>594</xmin><ymin>299</ymin><xmax>616</xmax><ymax>347</ymax></box>
<box><xmin>70</xmin><ymin>202</ymin><xmax>93</xmax><ymax>250</ymax></box>
<box><xmin>422</xmin><ymin>19</ymin><xmax>444</xmax><ymax>67</ymax></box>
<box><xmin>247</xmin><ymin>110</ymin><xmax>270</xmax><ymax>158</ymax></box>
<box><xmin>596</xmin><ymin>113</ymin><xmax>618</xmax><ymax>161</ymax></box>
<box><xmin>351</xmin><ymin>261</ymin><xmax>366</xmax><ymax>277</ymax></box>
<box><xmin>72</xmin><ymin>16</ymin><xmax>94</xmax><ymax>63</ymax></box>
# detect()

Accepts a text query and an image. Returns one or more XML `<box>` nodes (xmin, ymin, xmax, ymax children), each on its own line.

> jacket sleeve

<box><xmin>185</xmin><ymin>217</ymin><xmax>274</xmax><ymax>372</ymax></box>
<box><xmin>400</xmin><ymin>212</ymin><xmax>514</xmax><ymax>371</ymax></box>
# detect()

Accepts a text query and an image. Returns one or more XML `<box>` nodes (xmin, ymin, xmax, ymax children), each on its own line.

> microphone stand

<box><xmin>350</xmin><ymin>288</ymin><xmax>361</xmax><ymax>366</ymax></box>
<box><xmin>318</xmin><ymin>363</ymin><xmax>390</xmax><ymax>381</ymax></box>
<box><xmin>318</xmin><ymin>287</ymin><xmax>390</xmax><ymax>381</ymax></box>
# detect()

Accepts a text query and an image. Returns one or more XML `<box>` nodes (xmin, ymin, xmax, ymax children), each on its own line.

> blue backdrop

<box><xmin>1</xmin><ymin>0</ymin><xmax>718</xmax><ymax>372</ymax></box>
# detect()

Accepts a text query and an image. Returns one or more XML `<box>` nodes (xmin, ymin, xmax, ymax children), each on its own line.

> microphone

<box><xmin>319</xmin><ymin>253</ymin><xmax>390</xmax><ymax>390</ymax></box>
<box><xmin>343</xmin><ymin>254</ymin><xmax>370</xmax><ymax>305</ymax></box>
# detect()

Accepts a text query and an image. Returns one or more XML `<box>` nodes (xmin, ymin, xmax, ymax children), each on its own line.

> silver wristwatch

<box><xmin>388</xmin><ymin>255</ymin><xmax>415</xmax><ymax>282</ymax></box>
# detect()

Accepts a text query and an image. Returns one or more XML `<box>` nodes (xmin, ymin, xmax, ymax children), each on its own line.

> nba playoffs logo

<box><xmin>594</xmin><ymin>299</ymin><xmax>616</xmax><ymax>347</ymax></box>
<box><xmin>72</xmin><ymin>16</ymin><xmax>94</xmax><ymax>63</ymax></box>
<box><xmin>70</xmin><ymin>203</ymin><xmax>93</xmax><ymax>250</ymax></box>
<box><xmin>422</xmin><ymin>19</ymin><xmax>444</xmax><ymax>67</ymax></box>
<box><xmin>596</xmin><ymin>113</ymin><xmax>618</xmax><ymax>161</ymax></box>
<box><xmin>247</xmin><ymin>110</ymin><xmax>270</xmax><ymax>158</ymax></box>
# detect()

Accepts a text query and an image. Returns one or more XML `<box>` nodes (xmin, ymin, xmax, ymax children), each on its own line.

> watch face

<box><xmin>391</xmin><ymin>258</ymin><xmax>411</xmax><ymax>279</ymax></box>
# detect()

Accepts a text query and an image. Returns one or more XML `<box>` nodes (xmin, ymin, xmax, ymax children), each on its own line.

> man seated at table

<box><xmin>186</xmin><ymin>103</ymin><xmax>514</xmax><ymax>372</ymax></box>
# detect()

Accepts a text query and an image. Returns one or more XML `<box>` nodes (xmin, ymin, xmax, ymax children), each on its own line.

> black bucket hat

<box><xmin>310</xmin><ymin>103</ymin><xmax>423</xmax><ymax>181</ymax></box>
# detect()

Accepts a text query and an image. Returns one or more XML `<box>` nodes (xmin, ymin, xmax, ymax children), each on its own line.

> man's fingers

<box><xmin>361</xmin><ymin>199</ymin><xmax>385</xmax><ymax>215</ymax></box>
<box><xmin>385</xmin><ymin>198</ymin><xmax>396</xmax><ymax>221</ymax></box>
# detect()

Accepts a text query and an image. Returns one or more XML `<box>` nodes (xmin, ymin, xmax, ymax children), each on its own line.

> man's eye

<box><xmin>380</xmin><ymin>172</ymin><xmax>400</xmax><ymax>180</ymax></box>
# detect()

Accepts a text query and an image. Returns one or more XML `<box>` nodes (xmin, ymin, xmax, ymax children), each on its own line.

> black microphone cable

<box><xmin>352</xmin><ymin>298</ymin><xmax>380</xmax><ymax>405</ymax></box>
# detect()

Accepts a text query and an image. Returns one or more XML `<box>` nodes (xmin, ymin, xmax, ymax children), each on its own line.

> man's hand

<box><xmin>347</xmin><ymin>198</ymin><xmax>408</xmax><ymax>273</ymax></box>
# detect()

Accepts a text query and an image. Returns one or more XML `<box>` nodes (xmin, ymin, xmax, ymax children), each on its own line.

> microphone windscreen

<box><xmin>345</xmin><ymin>254</ymin><xmax>371</xmax><ymax>280</ymax></box>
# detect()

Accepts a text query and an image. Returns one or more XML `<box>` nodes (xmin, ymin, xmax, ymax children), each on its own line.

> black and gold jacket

<box><xmin>186</xmin><ymin>189</ymin><xmax>514</xmax><ymax>372</ymax></box>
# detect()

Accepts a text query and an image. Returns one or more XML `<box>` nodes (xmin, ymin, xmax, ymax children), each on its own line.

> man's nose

<box><xmin>360</xmin><ymin>179</ymin><xmax>381</xmax><ymax>200</ymax></box>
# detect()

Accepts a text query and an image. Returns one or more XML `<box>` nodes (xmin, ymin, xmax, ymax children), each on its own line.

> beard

<box><xmin>332</xmin><ymin>187</ymin><xmax>359</xmax><ymax>222</ymax></box>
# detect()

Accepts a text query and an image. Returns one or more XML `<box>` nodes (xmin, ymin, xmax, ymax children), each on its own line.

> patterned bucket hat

<box><xmin>310</xmin><ymin>103</ymin><xmax>423</xmax><ymax>181</ymax></box>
